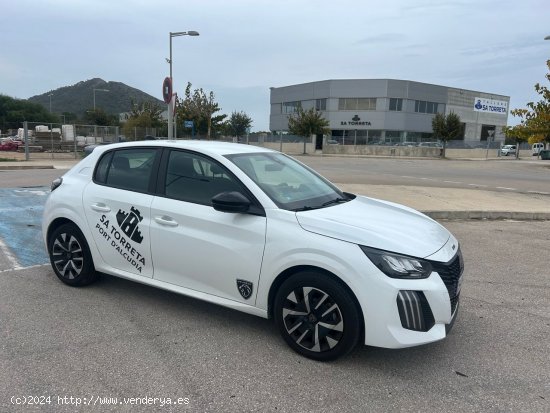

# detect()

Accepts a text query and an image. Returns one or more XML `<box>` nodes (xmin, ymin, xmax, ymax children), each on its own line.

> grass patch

<box><xmin>0</xmin><ymin>157</ymin><xmax>18</xmax><ymax>162</ymax></box>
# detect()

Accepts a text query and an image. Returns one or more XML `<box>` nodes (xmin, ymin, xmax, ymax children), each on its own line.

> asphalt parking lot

<box><xmin>1</xmin><ymin>188</ymin><xmax>549</xmax><ymax>412</ymax></box>
<box><xmin>0</xmin><ymin>158</ymin><xmax>549</xmax><ymax>412</ymax></box>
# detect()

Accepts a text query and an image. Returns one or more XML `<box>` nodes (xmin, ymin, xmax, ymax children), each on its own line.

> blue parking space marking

<box><xmin>0</xmin><ymin>187</ymin><xmax>50</xmax><ymax>268</ymax></box>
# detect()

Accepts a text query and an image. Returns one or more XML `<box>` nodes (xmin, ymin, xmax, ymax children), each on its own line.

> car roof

<box><xmin>94</xmin><ymin>140</ymin><xmax>276</xmax><ymax>157</ymax></box>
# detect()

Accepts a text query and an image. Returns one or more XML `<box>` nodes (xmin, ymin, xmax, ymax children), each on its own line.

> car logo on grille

<box><xmin>452</xmin><ymin>244</ymin><xmax>456</xmax><ymax>250</ymax></box>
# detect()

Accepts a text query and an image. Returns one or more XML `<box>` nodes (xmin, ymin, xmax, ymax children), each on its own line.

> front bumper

<box><xmin>361</xmin><ymin>246</ymin><xmax>464</xmax><ymax>349</ymax></box>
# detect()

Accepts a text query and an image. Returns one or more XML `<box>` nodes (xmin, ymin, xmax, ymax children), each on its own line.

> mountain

<box><xmin>27</xmin><ymin>78</ymin><xmax>165</xmax><ymax>116</ymax></box>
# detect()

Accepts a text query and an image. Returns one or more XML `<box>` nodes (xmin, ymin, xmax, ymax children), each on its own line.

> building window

<box><xmin>283</xmin><ymin>101</ymin><xmax>301</xmax><ymax>114</ymax></box>
<box><xmin>315</xmin><ymin>98</ymin><xmax>327</xmax><ymax>111</ymax></box>
<box><xmin>389</xmin><ymin>98</ymin><xmax>403</xmax><ymax>111</ymax></box>
<box><xmin>338</xmin><ymin>98</ymin><xmax>376</xmax><ymax>111</ymax></box>
<box><xmin>414</xmin><ymin>100</ymin><xmax>439</xmax><ymax>114</ymax></box>
<box><xmin>385</xmin><ymin>130</ymin><xmax>404</xmax><ymax>144</ymax></box>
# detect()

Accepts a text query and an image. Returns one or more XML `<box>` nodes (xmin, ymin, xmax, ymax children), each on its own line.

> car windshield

<box><xmin>226</xmin><ymin>152</ymin><xmax>349</xmax><ymax>211</ymax></box>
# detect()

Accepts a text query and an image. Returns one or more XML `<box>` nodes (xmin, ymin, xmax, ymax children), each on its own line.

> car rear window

<box><xmin>94</xmin><ymin>149</ymin><xmax>158</xmax><ymax>193</ymax></box>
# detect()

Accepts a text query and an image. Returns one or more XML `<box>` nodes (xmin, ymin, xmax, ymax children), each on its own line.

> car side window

<box><xmin>96</xmin><ymin>149</ymin><xmax>157</xmax><ymax>193</ymax></box>
<box><xmin>95</xmin><ymin>152</ymin><xmax>112</xmax><ymax>184</ymax></box>
<box><xmin>164</xmin><ymin>151</ymin><xmax>243</xmax><ymax>205</ymax></box>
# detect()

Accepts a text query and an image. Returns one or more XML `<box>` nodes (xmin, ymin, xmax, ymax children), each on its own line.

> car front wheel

<box><xmin>274</xmin><ymin>271</ymin><xmax>362</xmax><ymax>361</ymax></box>
<box><xmin>48</xmin><ymin>223</ymin><xmax>98</xmax><ymax>286</ymax></box>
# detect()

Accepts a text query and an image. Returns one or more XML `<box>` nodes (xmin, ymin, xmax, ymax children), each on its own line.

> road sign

<box><xmin>162</xmin><ymin>77</ymin><xmax>172</xmax><ymax>104</ymax></box>
<box><xmin>184</xmin><ymin>121</ymin><xmax>194</xmax><ymax>128</ymax></box>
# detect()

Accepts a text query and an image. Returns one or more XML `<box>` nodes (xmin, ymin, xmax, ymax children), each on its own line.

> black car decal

<box><xmin>95</xmin><ymin>207</ymin><xmax>146</xmax><ymax>273</ymax></box>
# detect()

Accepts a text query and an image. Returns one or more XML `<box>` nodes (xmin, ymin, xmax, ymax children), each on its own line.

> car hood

<box><xmin>295</xmin><ymin>196</ymin><xmax>450</xmax><ymax>258</ymax></box>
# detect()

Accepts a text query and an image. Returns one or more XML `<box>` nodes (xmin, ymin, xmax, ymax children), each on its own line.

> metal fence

<box><xmin>3</xmin><ymin>122</ymin><xmax>119</xmax><ymax>160</ymax></box>
<box><xmin>0</xmin><ymin>123</ymin><xmax>535</xmax><ymax>162</ymax></box>
<box><xmin>324</xmin><ymin>137</ymin><xmax>519</xmax><ymax>149</ymax></box>
<box><xmin>123</xmin><ymin>127</ymin><xmax>161</xmax><ymax>141</ymax></box>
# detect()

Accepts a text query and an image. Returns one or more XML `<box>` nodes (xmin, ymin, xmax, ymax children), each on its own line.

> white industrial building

<box><xmin>269</xmin><ymin>79</ymin><xmax>509</xmax><ymax>149</ymax></box>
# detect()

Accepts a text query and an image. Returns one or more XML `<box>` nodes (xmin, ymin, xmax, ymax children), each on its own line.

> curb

<box><xmin>424</xmin><ymin>210</ymin><xmax>550</xmax><ymax>221</ymax></box>
<box><xmin>0</xmin><ymin>165</ymin><xmax>55</xmax><ymax>170</ymax></box>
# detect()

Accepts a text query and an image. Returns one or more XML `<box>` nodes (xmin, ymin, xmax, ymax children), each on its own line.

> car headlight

<box><xmin>360</xmin><ymin>246</ymin><xmax>432</xmax><ymax>279</ymax></box>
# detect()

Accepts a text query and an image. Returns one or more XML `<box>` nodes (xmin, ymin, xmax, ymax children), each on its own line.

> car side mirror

<box><xmin>211</xmin><ymin>191</ymin><xmax>251</xmax><ymax>213</ymax></box>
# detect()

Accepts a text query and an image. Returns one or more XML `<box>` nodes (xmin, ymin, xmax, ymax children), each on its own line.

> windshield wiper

<box><xmin>292</xmin><ymin>205</ymin><xmax>318</xmax><ymax>212</ymax></box>
<box><xmin>321</xmin><ymin>197</ymin><xmax>349</xmax><ymax>207</ymax></box>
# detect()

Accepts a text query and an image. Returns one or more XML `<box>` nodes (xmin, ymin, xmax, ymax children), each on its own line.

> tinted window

<box><xmin>164</xmin><ymin>151</ymin><xmax>243</xmax><ymax>205</ymax></box>
<box><xmin>315</xmin><ymin>98</ymin><xmax>326</xmax><ymax>111</ymax></box>
<box><xmin>95</xmin><ymin>152</ymin><xmax>112</xmax><ymax>184</ymax></box>
<box><xmin>415</xmin><ymin>100</ymin><xmax>439</xmax><ymax>114</ymax></box>
<box><xmin>338</xmin><ymin>98</ymin><xmax>376</xmax><ymax>110</ymax></box>
<box><xmin>99</xmin><ymin>149</ymin><xmax>157</xmax><ymax>192</ymax></box>
<box><xmin>389</xmin><ymin>98</ymin><xmax>402</xmax><ymax>111</ymax></box>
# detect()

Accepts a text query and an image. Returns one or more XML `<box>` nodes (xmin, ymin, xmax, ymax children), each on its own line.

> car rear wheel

<box><xmin>274</xmin><ymin>271</ymin><xmax>361</xmax><ymax>361</ymax></box>
<box><xmin>48</xmin><ymin>223</ymin><xmax>98</xmax><ymax>286</ymax></box>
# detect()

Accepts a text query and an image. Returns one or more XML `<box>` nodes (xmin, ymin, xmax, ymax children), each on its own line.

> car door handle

<box><xmin>91</xmin><ymin>203</ymin><xmax>111</xmax><ymax>213</ymax></box>
<box><xmin>154</xmin><ymin>216</ymin><xmax>178</xmax><ymax>227</ymax></box>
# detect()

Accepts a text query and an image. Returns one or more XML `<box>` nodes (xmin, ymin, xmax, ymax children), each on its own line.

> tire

<box><xmin>274</xmin><ymin>271</ymin><xmax>362</xmax><ymax>361</ymax></box>
<box><xmin>48</xmin><ymin>223</ymin><xmax>98</xmax><ymax>286</ymax></box>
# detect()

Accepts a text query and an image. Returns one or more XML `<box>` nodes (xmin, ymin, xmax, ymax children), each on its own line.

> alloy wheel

<box><xmin>281</xmin><ymin>286</ymin><xmax>344</xmax><ymax>352</ymax></box>
<box><xmin>52</xmin><ymin>233</ymin><xmax>84</xmax><ymax>279</ymax></box>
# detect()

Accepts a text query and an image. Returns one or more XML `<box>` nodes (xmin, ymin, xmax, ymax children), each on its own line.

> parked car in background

<box><xmin>83</xmin><ymin>142</ymin><xmax>112</xmax><ymax>156</ymax></box>
<box><xmin>326</xmin><ymin>139</ymin><xmax>340</xmax><ymax>145</ymax></box>
<box><xmin>0</xmin><ymin>139</ymin><xmax>21</xmax><ymax>151</ymax></box>
<box><xmin>83</xmin><ymin>137</ymin><xmax>125</xmax><ymax>156</ymax></box>
<box><xmin>418</xmin><ymin>142</ymin><xmax>443</xmax><ymax>148</ymax></box>
<box><xmin>500</xmin><ymin>145</ymin><xmax>517</xmax><ymax>156</ymax></box>
<box><xmin>532</xmin><ymin>143</ymin><xmax>544</xmax><ymax>156</ymax></box>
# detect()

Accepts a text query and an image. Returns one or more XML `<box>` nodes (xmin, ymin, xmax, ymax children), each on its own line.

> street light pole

<box><xmin>168</xmin><ymin>30</ymin><xmax>199</xmax><ymax>139</ymax></box>
<box><xmin>93</xmin><ymin>88</ymin><xmax>109</xmax><ymax>110</ymax></box>
<box><xmin>48</xmin><ymin>94</ymin><xmax>53</xmax><ymax>113</ymax></box>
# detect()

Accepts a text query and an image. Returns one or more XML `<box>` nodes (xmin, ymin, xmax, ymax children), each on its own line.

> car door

<box><xmin>83</xmin><ymin>148</ymin><xmax>160</xmax><ymax>278</ymax></box>
<box><xmin>150</xmin><ymin>149</ymin><xmax>267</xmax><ymax>303</ymax></box>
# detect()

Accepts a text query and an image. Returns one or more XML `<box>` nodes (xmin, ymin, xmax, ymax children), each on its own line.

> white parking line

<box><xmin>0</xmin><ymin>238</ymin><xmax>21</xmax><ymax>270</ymax></box>
<box><xmin>496</xmin><ymin>187</ymin><xmax>517</xmax><ymax>191</ymax></box>
<box><xmin>443</xmin><ymin>181</ymin><xmax>463</xmax><ymax>184</ymax></box>
<box><xmin>467</xmin><ymin>183</ymin><xmax>488</xmax><ymax>187</ymax></box>
<box><xmin>0</xmin><ymin>263</ymin><xmax>49</xmax><ymax>274</ymax></box>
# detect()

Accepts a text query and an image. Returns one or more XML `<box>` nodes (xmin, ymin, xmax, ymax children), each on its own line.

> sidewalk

<box><xmin>337</xmin><ymin>183</ymin><xmax>550</xmax><ymax>221</ymax></box>
<box><xmin>0</xmin><ymin>158</ymin><xmax>78</xmax><ymax>170</ymax></box>
<box><xmin>1</xmin><ymin>158</ymin><xmax>549</xmax><ymax>221</ymax></box>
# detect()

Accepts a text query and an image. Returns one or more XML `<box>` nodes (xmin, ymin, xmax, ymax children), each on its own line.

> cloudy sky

<box><xmin>1</xmin><ymin>0</ymin><xmax>549</xmax><ymax>131</ymax></box>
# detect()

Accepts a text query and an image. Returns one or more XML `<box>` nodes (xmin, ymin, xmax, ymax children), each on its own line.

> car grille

<box><xmin>396</xmin><ymin>290</ymin><xmax>435</xmax><ymax>332</ymax></box>
<box><xmin>430</xmin><ymin>248</ymin><xmax>464</xmax><ymax>314</ymax></box>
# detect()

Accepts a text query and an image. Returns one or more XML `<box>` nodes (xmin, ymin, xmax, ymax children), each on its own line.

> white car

<box><xmin>42</xmin><ymin>141</ymin><xmax>464</xmax><ymax>360</ymax></box>
<box><xmin>532</xmin><ymin>143</ymin><xmax>544</xmax><ymax>156</ymax></box>
<box><xmin>500</xmin><ymin>144</ymin><xmax>517</xmax><ymax>156</ymax></box>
